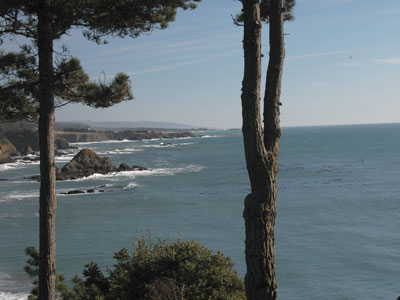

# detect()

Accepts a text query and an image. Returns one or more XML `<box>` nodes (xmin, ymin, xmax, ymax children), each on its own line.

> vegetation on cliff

<box><xmin>25</xmin><ymin>236</ymin><xmax>245</xmax><ymax>300</ymax></box>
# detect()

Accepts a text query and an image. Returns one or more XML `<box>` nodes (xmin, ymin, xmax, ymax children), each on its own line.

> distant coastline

<box><xmin>0</xmin><ymin>121</ymin><xmax>203</xmax><ymax>164</ymax></box>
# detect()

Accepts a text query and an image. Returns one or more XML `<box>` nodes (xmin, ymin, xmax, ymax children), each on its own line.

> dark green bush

<box><xmin>25</xmin><ymin>235</ymin><xmax>245</xmax><ymax>300</ymax></box>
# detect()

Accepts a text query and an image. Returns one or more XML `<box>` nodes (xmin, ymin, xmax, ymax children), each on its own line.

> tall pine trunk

<box><xmin>241</xmin><ymin>0</ymin><xmax>285</xmax><ymax>299</ymax></box>
<box><xmin>38</xmin><ymin>0</ymin><xmax>57</xmax><ymax>299</ymax></box>
<box><xmin>263</xmin><ymin>0</ymin><xmax>284</xmax><ymax>163</ymax></box>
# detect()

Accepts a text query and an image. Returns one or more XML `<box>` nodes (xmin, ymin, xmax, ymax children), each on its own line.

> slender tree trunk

<box><xmin>38</xmin><ymin>0</ymin><xmax>56</xmax><ymax>299</ymax></box>
<box><xmin>241</xmin><ymin>0</ymin><xmax>285</xmax><ymax>299</ymax></box>
<box><xmin>263</xmin><ymin>0</ymin><xmax>284</xmax><ymax>163</ymax></box>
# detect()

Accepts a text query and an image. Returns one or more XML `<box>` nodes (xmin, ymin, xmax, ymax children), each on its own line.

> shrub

<box><xmin>25</xmin><ymin>235</ymin><xmax>245</xmax><ymax>300</ymax></box>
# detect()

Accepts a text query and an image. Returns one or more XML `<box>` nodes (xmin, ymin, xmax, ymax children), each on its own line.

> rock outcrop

<box><xmin>54</xmin><ymin>137</ymin><xmax>71</xmax><ymax>150</ymax></box>
<box><xmin>1</xmin><ymin>128</ymin><xmax>194</xmax><ymax>163</ymax></box>
<box><xmin>0</xmin><ymin>130</ymin><xmax>73</xmax><ymax>163</ymax></box>
<box><xmin>56</xmin><ymin>130</ymin><xmax>196</xmax><ymax>143</ymax></box>
<box><xmin>5</xmin><ymin>129</ymin><xmax>39</xmax><ymax>154</ymax></box>
<box><xmin>56</xmin><ymin>132</ymin><xmax>112</xmax><ymax>143</ymax></box>
<box><xmin>0</xmin><ymin>138</ymin><xmax>18</xmax><ymax>164</ymax></box>
<box><xmin>0</xmin><ymin>139</ymin><xmax>18</xmax><ymax>156</ymax></box>
<box><xmin>56</xmin><ymin>149</ymin><xmax>148</xmax><ymax>180</ymax></box>
<box><xmin>0</xmin><ymin>155</ymin><xmax>15</xmax><ymax>164</ymax></box>
<box><xmin>57</xmin><ymin>149</ymin><xmax>115</xmax><ymax>180</ymax></box>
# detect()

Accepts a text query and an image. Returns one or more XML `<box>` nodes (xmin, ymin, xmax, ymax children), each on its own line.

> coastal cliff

<box><xmin>0</xmin><ymin>138</ymin><xmax>18</xmax><ymax>164</ymax></box>
<box><xmin>55</xmin><ymin>131</ymin><xmax>112</xmax><ymax>143</ymax></box>
<box><xmin>0</xmin><ymin>127</ymin><xmax>197</xmax><ymax>164</ymax></box>
<box><xmin>55</xmin><ymin>130</ymin><xmax>196</xmax><ymax>143</ymax></box>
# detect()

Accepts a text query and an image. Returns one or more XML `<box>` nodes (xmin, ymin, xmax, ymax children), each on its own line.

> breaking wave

<box><xmin>0</xmin><ymin>191</ymin><xmax>39</xmax><ymax>203</ymax></box>
<box><xmin>0</xmin><ymin>291</ymin><xmax>30</xmax><ymax>300</ymax></box>
<box><xmin>123</xmin><ymin>182</ymin><xmax>140</xmax><ymax>190</ymax></box>
<box><xmin>69</xmin><ymin>165</ymin><xmax>205</xmax><ymax>181</ymax></box>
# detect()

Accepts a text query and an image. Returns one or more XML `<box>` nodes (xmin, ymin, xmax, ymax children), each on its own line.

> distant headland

<box><xmin>0</xmin><ymin>121</ymin><xmax>206</xmax><ymax>164</ymax></box>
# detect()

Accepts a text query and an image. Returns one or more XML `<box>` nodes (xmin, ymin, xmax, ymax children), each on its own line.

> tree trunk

<box><xmin>241</xmin><ymin>0</ymin><xmax>285</xmax><ymax>299</ymax></box>
<box><xmin>263</xmin><ymin>0</ymin><xmax>284</xmax><ymax>163</ymax></box>
<box><xmin>38</xmin><ymin>0</ymin><xmax>57</xmax><ymax>299</ymax></box>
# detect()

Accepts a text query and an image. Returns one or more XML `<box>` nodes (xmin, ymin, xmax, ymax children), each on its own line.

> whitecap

<box><xmin>68</xmin><ymin>165</ymin><xmax>205</xmax><ymax>181</ymax></box>
<box><xmin>163</xmin><ymin>136</ymin><xmax>194</xmax><ymax>141</ymax></box>
<box><xmin>0</xmin><ymin>164</ymin><xmax>18</xmax><ymax>172</ymax></box>
<box><xmin>55</xmin><ymin>155</ymin><xmax>75</xmax><ymax>162</ymax></box>
<box><xmin>102</xmin><ymin>183</ymin><xmax>116</xmax><ymax>187</ymax></box>
<box><xmin>178</xmin><ymin>142</ymin><xmax>194</xmax><ymax>146</ymax></box>
<box><xmin>150</xmin><ymin>165</ymin><xmax>205</xmax><ymax>176</ymax></box>
<box><xmin>141</xmin><ymin>144</ymin><xmax>176</xmax><ymax>149</ymax></box>
<box><xmin>0</xmin><ymin>192</ymin><xmax>39</xmax><ymax>203</ymax></box>
<box><xmin>141</xmin><ymin>136</ymin><xmax>195</xmax><ymax>142</ymax></box>
<box><xmin>199</xmin><ymin>135</ymin><xmax>220</xmax><ymax>138</ymax></box>
<box><xmin>98</xmin><ymin>148</ymin><xmax>143</xmax><ymax>155</ymax></box>
<box><xmin>70</xmin><ymin>139</ymin><xmax>134</xmax><ymax>146</ymax></box>
<box><xmin>0</xmin><ymin>212</ymin><xmax>39</xmax><ymax>218</ymax></box>
<box><xmin>0</xmin><ymin>161</ymin><xmax>32</xmax><ymax>171</ymax></box>
<box><xmin>0</xmin><ymin>292</ymin><xmax>30</xmax><ymax>300</ymax></box>
<box><xmin>9</xmin><ymin>180</ymin><xmax>38</xmax><ymax>184</ymax></box>
<box><xmin>123</xmin><ymin>182</ymin><xmax>140</xmax><ymax>189</ymax></box>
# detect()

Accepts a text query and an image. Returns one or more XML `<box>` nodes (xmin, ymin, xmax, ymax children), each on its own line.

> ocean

<box><xmin>0</xmin><ymin>124</ymin><xmax>399</xmax><ymax>300</ymax></box>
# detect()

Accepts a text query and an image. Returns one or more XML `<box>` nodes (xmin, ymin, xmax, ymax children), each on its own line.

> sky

<box><xmin>4</xmin><ymin>0</ymin><xmax>400</xmax><ymax>129</ymax></box>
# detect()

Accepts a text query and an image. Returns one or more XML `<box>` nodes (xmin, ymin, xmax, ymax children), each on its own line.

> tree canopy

<box><xmin>25</xmin><ymin>236</ymin><xmax>245</xmax><ymax>300</ymax></box>
<box><xmin>0</xmin><ymin>0</ymin><xmax>201</xmax><ymax>122</ymax></box>
<box><xmin>0</xmin><ymin>0</ymin><xmax>201</xmax><ymax>43</ymax></box>
<box><xmin>234</xmin><ymin>0</ymin><xmax>295</xmax><ymax>24</ymax></box>
<box><xmin>0</xmin><ymin>49</ymin><xmax>133</xmax><ymax>122</ymax></box>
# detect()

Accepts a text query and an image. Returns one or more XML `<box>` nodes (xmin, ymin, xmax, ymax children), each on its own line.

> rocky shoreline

<box><xmin>57</xmin><ymin>149</ymin><xmax>148</xmax><ymax>180</ymax></box>
<box><xmin>55</xmin><ymin>130</ymin><xmax>196</xmax><ymax>143</ymax></box>
<box><xmin>26</xmin><ymin>148</ymin><xmax>149</xmax><ymax>182</ymax></box>
<box><xmin>0</xmin><ymin>129</ymin><xmax>196</xmax><ymax>164</ymax></box>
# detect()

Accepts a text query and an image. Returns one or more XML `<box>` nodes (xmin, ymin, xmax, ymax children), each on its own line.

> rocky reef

<box><xmin>56</xmin><ymin>149</ymin><xmax>148</xmax><ymax>180</ymax></box>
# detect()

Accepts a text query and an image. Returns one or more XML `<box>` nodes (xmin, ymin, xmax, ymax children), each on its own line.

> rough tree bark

<box><xmin>38</xmin><ymin>0</ymin><xmax>57</xmax><ymax>299</ymax></box>
<box><xmin>241</xmin><ymin>0</ymin><xmax>285</xmax><ymax>299</ymax></box>
<box><xmin>263</xmin><ymin>0</ymin><xmax>284</xmax><ymax>163</ymax></box>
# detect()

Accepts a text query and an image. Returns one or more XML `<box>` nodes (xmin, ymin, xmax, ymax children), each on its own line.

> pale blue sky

<box><xmin>6</xmin><ymin>0</ymin><xmax>400</xmax><ymax>128</ymax></box>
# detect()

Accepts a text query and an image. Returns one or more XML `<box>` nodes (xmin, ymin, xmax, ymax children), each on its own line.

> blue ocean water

<box><xmin>0</xmin><ymin>124</ymin><xmax>399</xmax><ymax>299</ymax></box>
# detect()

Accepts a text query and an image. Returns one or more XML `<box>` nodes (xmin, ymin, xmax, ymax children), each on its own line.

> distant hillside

<box><xmin>82</xmin><ymin>121</ymin><xmax>204</xmax><ymax>130</ymax></box>
<box><xmin>0</xmin><ymin>120</ymin><xmax>207</xmax><ymax>133</ymax></box>
<box><xmin>55</xmin><ymin>122</ymin><xmax>92</xmax><ymax>131</ymax></box>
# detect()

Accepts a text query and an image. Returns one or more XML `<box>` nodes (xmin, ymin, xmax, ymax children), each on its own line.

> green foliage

<box><xmin>82</xmin><ymin>0</ymin><xmax>201</xmax><ymax>43</ymax></box>
<box><xmin>259</xmin><ymin>0</ymin><xmax>295</xmax><ymax>23</ymax></box>
<box><xmin>25</xmin><ymin>236</ymin><xmax>245</xmax><ymax>300</ymax></box>
<box><xmin>0</xmin><ymin>0</ymin><xmax>201</xmax><ymax>42</ymax></box>
<box><xmin>24</xmin><ymin>246</ymin><xmax>76</xmax><ymax>300</ymax></box>
<box><xmin>107</xmin><ymin>236</ymin><xmax>245</xmax><ymax>300</ymax></box>
<box><xmin>0</xmin><ymin>50</ymin><xmax>38</xmax><ymax>122</ymax></box>
<box><xmin>234</xmin><ymin>0</ymin><xmax>295</xmax><ymax>24</ymax></box>
<box><xmin>53</xmin><ymin>57</ymin><xmax>133</xmax><ymax>108</ymax></box>
<box><xmin>24</xmin><ymin>246</ymin><xmax>39</xmax><ymax>300</ymax></box>
<box><xmin>0</xmin><ymin>0</ymin><xmax>201</xmax><ymax>121</ymax></box>
<box><xmin>0</xmin><ymin>49</ymin><xmax>133</xmax><ymax>122</ymax></box>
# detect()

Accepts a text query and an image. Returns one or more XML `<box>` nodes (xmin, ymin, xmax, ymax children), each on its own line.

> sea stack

<box><xmin>56</xmin><ymin>149</ymin><xmax>147</xmax><ymax>180</ymax></box>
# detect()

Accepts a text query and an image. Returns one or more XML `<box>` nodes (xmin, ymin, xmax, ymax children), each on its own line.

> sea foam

<box><xmin>0</xmin><ymin>292</ymin><xmax>30</xmax><ymax>300</ymax></box>
<box><xmin>67</xmin><ymin>164</ymin><xmax>205</xmax><ymax>181</ymax></box>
